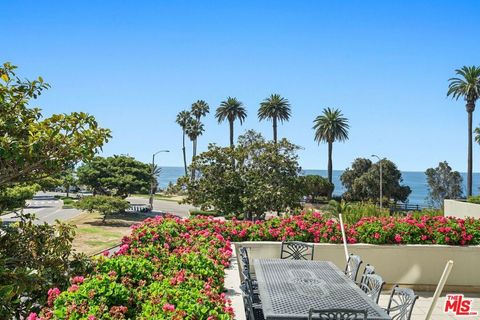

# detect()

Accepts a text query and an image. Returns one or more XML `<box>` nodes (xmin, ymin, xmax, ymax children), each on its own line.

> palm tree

<box><xmin>448</xmin><ymin>66</ymin><xmax>480</xmax><ymax>197</ymax></box>
<box><xmin>215</xmin><ymin>97</ymin><xmax>247</xmax><ymax>148</ymax></box>
<box><xmin>149</xmin><ymin>164</ymin><xmax>162</xmax><ymax>194</ymax></box>
<box><xmin>258</xmin><ymin>94</ymin><xmax>291</xmax><ymax>143</ymax></box>
<box><xmin>190</xmin><ymin>100</ymin><xmax>209</xmax><ymax>168</ymax></box>
<box><xmin>313</xmin><ymin>108</ymin><xmax>350</xmax><ymax>186</ymax></box>
<box><xmin>191</xmin><ymin>100</ymin><xmax>210</xmax><ymax>121</ymax></box>
<box><xmin>186</xmin><ymin>119</ymin><xmax>204</xmax><ymax>180</ymax></box>
<box><xmin>176</xmin><ymin>110</ymin><xmax>193</xmax><ymax>176</ymax></box>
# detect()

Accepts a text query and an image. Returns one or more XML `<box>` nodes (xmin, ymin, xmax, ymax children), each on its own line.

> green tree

<box><xmin>258</xmin><ymin>94</ymin><xmax>291</xmax><ymax>143</ymax></box>
<box><xmin>0</xmin><ymin>62</ymin><xmax>107</xmax><ymax>318</ymax></box>
<box><xmin>341</xmin><ymin>157</ymin><xmax>411</xmax><ymax>203</ymax></box>
<box><xmin>298</xmin><ymin>175</ymin><xmax>334</xmax><ymax>202</ymax></box>
<box><xmin>425</xmin><ymin>161</ymin><xmax>463</xmax><ymax>208</ymax></box>
<box><xmin>183</xmin><ymin>133</ymin><xmax>303</xmax><ymax>219</ymax></box>
<box><xmin>77</xmin><ymin>155</ymin><xmax>151</xmax><ymax>198</ymax></box>
<box><xmin>0</xmin><ymin>216</ymin><xmax>90</xmax><ymax>319</ymax></box>
<box><xmin>447</xmin><ymin>66</ymin><xmax>480</xmax><ymax>197</ymax></box>
<box><xmin>313</xmin><ymin>108</ymin><xmax>349</xmax><ymax>187</ymax></box>
<box><xmin>186</xmin><ymin>119</ymin><xmax>205</xmax><ymax>180</ymax></box>
<box><xmin>215</xmin><ymin>97</ymin><xmax>247</xmax><ymax>148</ymax></box>
<box><xmin>74</xmin><ymin>195</ymin><xmax>130</xmax><ymax>223</ymax></box>
<box><xmin>0</xmin><ymin>184</ymin><xmax>39</xmax><ymax>213</ymax></box>
<box><xmin>176</xmin><ymin>110</ymin><xmax>193</xmax><ymax>176</ymax></box>
<box><xmin>60</xmin><ymin>165</ymin><xmax>77</xmax><ymax>197</ymax></box>
<box><xmin>0</xmin><ymin>62</ymin><xmax>111</xmax><ymax>189</ymax></box>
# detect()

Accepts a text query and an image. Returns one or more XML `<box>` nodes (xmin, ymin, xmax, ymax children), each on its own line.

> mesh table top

<box><xmin>253</xmin><ymin>258</ymin><xmax>391</xmax><ymax>320</ymax></box>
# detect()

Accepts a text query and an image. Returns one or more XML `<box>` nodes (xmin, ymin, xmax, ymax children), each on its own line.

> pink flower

<box><xmin>72</xmin><ymin>276</ymin><xmax>84</xmax><ymax>284</ymax></box>
<box><xmin>394</xmin><ymin>234</ymin><xmax>402</xmax><ymax>243</ymax></box>
<box><xmin>88</xmin><ymin>316</ymin><xmax>96</xmax><ymax>320</ymax></box>
<box><xmin>162</xmin><ymin>303</ymin><xmax>175</xmax><ymax>312</ymax></box>
<box><xmin>47</xmin><ymin>287</ymin><xmax>61</xmax><ymax>306</ymax></box>
<box><xmin>68</xmin><ymin>284</ymin><xmax>79</xmax><ymax>292</ymax></box>
<box><xmin>374</xmin><ymin>233</ymin><xmax>380</xmax><ymax>239</ymax></box>
<box><xmin>102</xmin><ymin>250</ymin><xmax>110</xmax><ymax>257</ymax></box>
<box><xmin>27</xmin><ymin>313</ymin><xmax>39</xmax><ymax>320</ymax></box>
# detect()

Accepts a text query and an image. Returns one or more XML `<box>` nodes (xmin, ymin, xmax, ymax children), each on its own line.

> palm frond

<box><xmin>313</xmin><ymin>107</ymin><xmax>350</xmax><ymax>144</ymax></box>
<box><xmin>215</xmin><ymin>97</ymin><xmax>247</xmax><ymax>124</ymax></box>
<box><xmin>447</xmin><ymin>66</ymin><xmax>480</xmax><ymax>102</ymax></box>
<box><xmin>258</xmin><ymin>93</ymin><xmax>291</xmax><ymax>123</ymax></box>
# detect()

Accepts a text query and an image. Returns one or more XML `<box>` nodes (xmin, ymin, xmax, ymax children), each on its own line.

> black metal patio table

<box><xmin>253</xmin><ymin>258</ymin><xmax>391</xmax><ymax>320</ymax></box>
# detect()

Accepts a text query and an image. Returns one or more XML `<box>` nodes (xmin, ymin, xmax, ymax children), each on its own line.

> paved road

<box><xmin>1</xmin><ymin>192</ymin><xmax>195</xmax><ymax>226</ymax></box>
<box><xmin>126</xmin><ymin>196</ymin><xmax>195</xmax><ymax>218</ymax></box>
<box><xmin>1</xmin><ymin>193</ymin><xmax>82</xmax><ymax>225</ymax></box>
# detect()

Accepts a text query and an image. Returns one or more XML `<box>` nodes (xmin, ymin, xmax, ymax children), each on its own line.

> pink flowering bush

<box><xmin>33</xmin><ymin>215</ymin><xmax>234</xmax><ymax>320</ymax></box>
<box><xmin>32</xmin><ymin>211</ymin><xmax>480</xmax><ymax>319</ymax></box>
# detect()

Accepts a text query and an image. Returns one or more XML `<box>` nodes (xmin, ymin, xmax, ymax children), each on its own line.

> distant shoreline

<box><xmin>158</xmin><ymin>167</ymin><xmax>478</xmax><ymax>206</ymax></box>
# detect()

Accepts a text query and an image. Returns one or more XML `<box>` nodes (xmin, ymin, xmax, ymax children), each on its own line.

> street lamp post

<box><xmin>150</xmin><ymin>150</ymin><xmax>170</xmax><ymax>209</ymax></box>
<box><xmin>371</xmin><ymin>154</ymin><xmax>383</xmax><ymax>209</ymax></box>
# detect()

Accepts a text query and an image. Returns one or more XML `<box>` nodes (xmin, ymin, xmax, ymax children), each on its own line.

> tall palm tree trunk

<box><xmin>327</xmin><ymin>142</ymin><xmax>333</xmax><ymax>198</ymax></box>
<box><xmin>229</xmin><ymin>119</ymin><xmax>235</xmax><ymax>168</ymax></box>
<box><xmin>467</xmin><ymin>107</ymin><xmax>474</xmax><ymax>196</ymax></box>
<box><xmin>182</xmin><ymin>130</ymin><xmax>188</xmax><ymax>176</ymax></box>
<box><xmin>273</xmin><ymin>116</ymin><xmax>278</xmax><ymax>143</ymax></box>
<box><xmin>191</xmin><ymin>139</ymin><xmax>197</xmax><ymax>181</ymax></box>
<box><xmin>229</xmin><ymin>120</ymin><xmax>234</xmax><ymax>148</ymax></box>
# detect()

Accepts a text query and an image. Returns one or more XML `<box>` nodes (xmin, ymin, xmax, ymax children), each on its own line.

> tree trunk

<box><xmin>327</xmin><ymin>142</ymin><xmax>333</xmax><ymax>198</ymax></box>
<box><xmin>66</xmin><ymin>185</ymin><xmax>70</xmax><ymax>198</ymax></box>
<box><xmin>273</xmin><ymin>116</ymin><xmax>277</xmax><ymax>143</ymax></box>
<box><xmin>229</xmin><ymin>119</ymin><xmax>235</xmax><ymax>168</ymax></box>
<box><xmin>182</xmin><ymin>130</ymin><xmax>188</xmax><ymax>176</ymax></box>
<box><xmin>467</xmin><ymin>109</ymin><xmax>473</xmax><ymax>196</ymax></box>
<box><xmin>191</xmin><ymin>138</ymin><xmax>197</xmax><ymax>181</ymax></box>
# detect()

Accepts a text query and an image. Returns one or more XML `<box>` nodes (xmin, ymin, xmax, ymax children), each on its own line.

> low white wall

<box><xmin>235</xmin><ymin>241</ymin><xmax>480</xmax><ymax>292</ymax></box>
<box><xmin>444</xmin><ymin>199</ymin><xmax>480</xmax><ymax>219</ymax></box>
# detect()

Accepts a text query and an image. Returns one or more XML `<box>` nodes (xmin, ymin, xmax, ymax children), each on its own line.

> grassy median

<box><xmin>68</xmin><ymin>211</ymin><xmax>151</xmax><ymax>256</ymax></box>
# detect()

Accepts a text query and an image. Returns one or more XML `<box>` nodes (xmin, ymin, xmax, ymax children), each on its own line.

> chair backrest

<box><xmin>344</xmin><ymin>254</ymin><xmax>363</xmax><ymax>282</ymax></box>
<box><xmin>358</xmin><ymin>274</ymin><xmax>385</xmax><ymax>304</ymax></box>
<box><xmin>240</xmin><ymin>279</ymin><xmax>256</xmax><ymax>320</ymax></box>
<box><xmin>308</xmin><ymin>308</ymin><xmax>367</xmax><ymax>320</ymax></box>
<box><xmin>386</xmin><ymin>285</ymin><xmax>419</xmax><ymax>320</ymax></box>
<box><xmin>239</xmin><ymin>246</ymin><xmax>250</xmax><ymax>272</ymax></box>
<box><xmin>280</xmin><ymin>241</ymin><xmax>314</xmax><ymax>260</ymax></box>
<box><xmin>359</xmin><ymin>264</ymin><xmax>375</xmax><ymax>286</ymax></box>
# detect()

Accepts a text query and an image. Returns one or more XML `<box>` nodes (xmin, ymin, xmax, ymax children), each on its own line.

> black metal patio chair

<box><xmin>344</xmin><ymin>254</ymin><xmax>363</xmax><ymax>282</ymax></box>
<box><xmin>240</xmin><ymin>267</ymin><xmax>264</xmax><ymax>320</ymax></box>
<box><xmin>308</xmin><ymin>308</ymin><xmax>367</xmax><ymax>320</ymax></box>
<box><xmin>386</xmin><ymin>285</ymin><xmax>418</xmax><ymax>320</ymax></box>
<box><xmin>280</xmin><ymin>241</ymin><xmax>314</xmax><ymax>260</ymax></box>
<box><xmin>358</xmin><ymin>273</ymin><xmax>385</xmax><ymax>304</ymax></box>
<box><xmin>358</xmin><ymin>264</ymin><xmax>375</xmax><ymax>286</ymax></box>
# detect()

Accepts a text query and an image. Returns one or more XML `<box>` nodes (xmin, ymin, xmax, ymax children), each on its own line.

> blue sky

<box><xmin>2</xmin><ymin>1</ymin><xmax>480</xmax><ymax>172</ymax></box>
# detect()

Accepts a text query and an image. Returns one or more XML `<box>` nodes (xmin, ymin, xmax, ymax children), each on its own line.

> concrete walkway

<box><xmin>225</xmin><ymin>245</ymin><xmax>246</xmax><ymax>320</ymax></box>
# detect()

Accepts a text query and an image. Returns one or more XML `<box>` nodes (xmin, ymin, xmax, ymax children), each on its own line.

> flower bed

<box><xmin>32</xmin><ymin>212</ymin><xmax>480</xmax><ymax>319</ymax></box>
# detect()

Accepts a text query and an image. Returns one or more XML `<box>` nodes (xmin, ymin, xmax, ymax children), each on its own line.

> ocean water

<box><xmin>158</xmin><ymin>167</ymin><xmax>479</xmax><ymax>206</ymax></box>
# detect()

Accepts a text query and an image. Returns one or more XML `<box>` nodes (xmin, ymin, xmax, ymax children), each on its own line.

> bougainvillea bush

<box><xmin>32</xmin><ymin>211</ymin><xmax>480</xmax><ymax>319</ymax></box>
<box><xmin>32</xmin><ymin>216</ymin><xmax>234</xmax><ymax>320</ymax></box>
